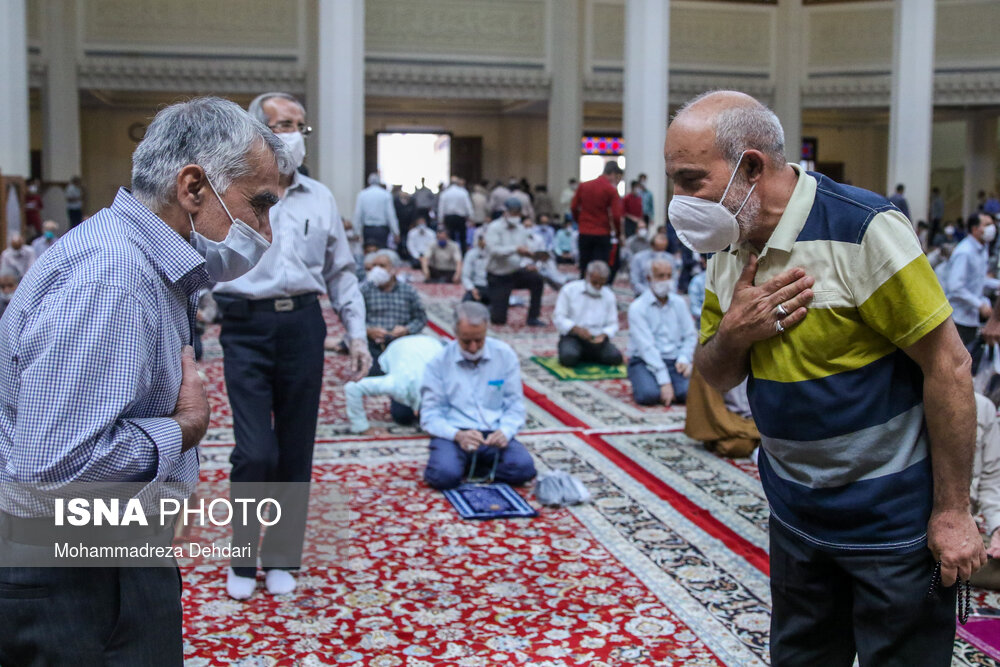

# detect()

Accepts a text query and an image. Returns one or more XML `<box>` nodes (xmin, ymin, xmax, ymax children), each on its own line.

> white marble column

<box><xmin>774</xmin><ymin>0</ymin><xmax>804</xmax><ymax>165</ymax></box>
<box><xmin>547</xmin><ymin>0</ymin><xmax>583</xmax><ymax>200</ymax></box>
<box><xmin>887</xmin><ymin>0</ymin><xmax>935</xmax><ymax>223</ymax></box>
<box><xmin>316</xmin><ymin>0</ymin><xmax>365</xmax><ymax>214</ymax></box>
<box><xmin>0</xmin><ymin>0</ymin><xmax>30</xmax><ymax>179</ymax></box>
<box><xmin>623</xmin><ymin>0</ymin><xmax>669</xmax><ymax>227</ymax></box>
<box><xmin>963</xmin><ymin>112</ymin><xmax>998</xmax><ymax>218</ymax></box>
<box><xmin>41</xmin><ymin>0</ymin><xmax>81</xmax><ymax>185</ymax></box>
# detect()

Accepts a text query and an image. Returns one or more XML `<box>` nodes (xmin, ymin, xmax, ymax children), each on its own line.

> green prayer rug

<box><xmin>531</xmin><ymin>355</ymin><xmax>628</xmax><ymax>381</ymax></box>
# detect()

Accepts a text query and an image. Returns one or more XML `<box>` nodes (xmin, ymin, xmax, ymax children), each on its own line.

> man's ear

<box><xmin>743</xmin><ymin>150</ymin><xmax>768</xmax><ymax>182</ymax></box>
<box><xmin>176</xmin><ymin>164</ymin><xmax>207</xmax><ymax>214</ymax></box>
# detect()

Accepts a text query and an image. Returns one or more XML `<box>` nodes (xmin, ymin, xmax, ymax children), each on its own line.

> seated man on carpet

<box><xmin>684</xmin><ymin>373</ymin><xmax>759</xmax><ymax>458</ymax></box>
<box><xmin>523</xmin><ymin>217</ymin><xmax>570</xmax><ymax>289</ymax></box>
<box><xmin>970</xmin><ymin>392</ymin><xmax>1000</xmax><ymax>589</ymax></box>
<box><xmin>421</xmin><ymin>226</ymin><xmax>462</xmax><ymax>284</ymax></box>
<box><xmin>553</xmin><ymin>260</ymin><xmax>623</xmax><ymax>368</ymax></box>
<box><xmin>420</xmin><ymin>302</ymin><xmax>537</xmax><ymax>490</ymax></box>
<box><xmin>361</xmin><ymin>250</ymin><xmax>429</xmax><ymax>424</ymax></box>
<box><xmin>484</xmin><ymin>198</ymin><xmax>546</xmax><ymax>327</ymax></box>
<box><xmin>461</xmin><ymin>231</ymin><xmax>490</xmax><ymax>306</ymax></box>
<box><xmin>626</xmin><ymin>256</ymin><xmax>696</xmax><ymax>406</ymax></box>
<box><xmin>405</xmin><ymin>216</ymin><xmax>436</xmax><ymax>269</ymax></box>
<box><xmin>344</xmin><ymin>334</ymin><xmax>444</xmax><ymax>434</ymax></box>
<box><xmin>629</xmin><ymin>232</ymin><xmax>669</xmax><ymax>296</ymax></box>
<box><xmin>553</xmin><ymin>219</ymin><xmax>577</xmax><ymax>265</ymax></box>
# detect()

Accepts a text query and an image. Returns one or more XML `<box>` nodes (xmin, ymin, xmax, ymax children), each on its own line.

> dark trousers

<box><xmin>67</xmin><ymin>208</ymin><xmax>83</xmax><ymax>229</ymax></box>
<box><xmin>427</xmin><ymin>266</ymin><xmax>455</xmax><ymax>283</ymax></box>
<box><xmin>577</xmin><ymin>233</ymin><xmax>612</xmax><ymax>278</ymax></box>
<box><xmin>628</xmin><ymin>357</ymin><xmax>689</xmax><ymax>404</ymax></box>
<box><xmin>424</xmin><ymin>436</ymin><xmax>537</xmax><ymax>490</ymax></box>
<box><xmin>444</xmin><ymin>214</ymin><xmax>468</xmax><ymax>253</ymax></box>
<box><xmin>367</xmin><ymin>340</ymin><xmax>417</xmax><ymax>425</ymax></box>
<box><xmin>219</xmin><ymin>300</ymin><xmax>327</xmax><ymax>577</ymax></box>
<box><xmin>363</xmin><ymin>224</ymin><xmax>390</xmax><ymax>249</ymax></box>
<box><xmin>957</xmin><ymin>323</ymin><xmax>978</xmax><ymax>346</ymax></box>
<box><xmin>0</xmin><ymin>565</ymin><xmax>183</xmax><ymax>665</ymax></box>
<box><xmin>486</xmin><ymin>270</ymin><xmax>543</xmax><ymax>324</ymax></box>
<box><xmin>769</xmin><ymin>518</ymin><xmax>956</xmax><ymax>666</ymax></box>
<box><xmin>557</xmin><ymin>334</ymin><xmax>623</xmax><ymax>367</ymax></box>
<box><xmin>462</xmin><ymin>286</ymin><xmax>491</xmax><ymax>306</ymax></box>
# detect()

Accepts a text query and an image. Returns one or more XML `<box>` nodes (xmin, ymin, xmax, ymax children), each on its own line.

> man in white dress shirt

<box><xmin>0</xmin><ymin>234</ymin><xmax>35</xmax><ymax>279</ymax></box>
<box><xmin>438</xmin><ymin>176</ymin><xmax>475</xmax><ymax>253</ymax></box>
<box><xmin>215</xmin><ymin>91</ymin><xmax>370</xmax><ymax>600</ymax></box>
<box><xmin>354</xmin><ymin>173</ymin><xmax>399</xmax><ymax>249</ymax></box>
<box><xmin>553</xmin><ymin>260</ymin><xmax>623</xmax><ymax>367</ymax></box>
<box><xmin>461</xmin><ymin>231</ymin><xmax>490</xmax><ymax>306</ymax></box>
<box><xmin>405</xmin><ymin>216</ymin><xmax>436</xmax><ymax>268</ymax></box>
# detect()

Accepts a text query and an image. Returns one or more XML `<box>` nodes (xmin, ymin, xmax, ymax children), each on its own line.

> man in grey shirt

<box><xmin>484</xmin><ymin>199</ymin><xmax>545</xmax><ymax>327</ymax></box>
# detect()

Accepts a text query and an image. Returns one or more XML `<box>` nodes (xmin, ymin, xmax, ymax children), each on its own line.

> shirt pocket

<box><xmin>289</xmin><ymin>215</ymin><xmax>327</xmax><ymax>266</ymax></box>
<box><xmin>484</xmin><ymin>379</ymin><xmax>505</xmax><ymax>410</ymax></box>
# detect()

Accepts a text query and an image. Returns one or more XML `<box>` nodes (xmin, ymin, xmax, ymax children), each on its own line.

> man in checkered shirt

<box><xmin>361</xmin><ymin>250</ymin><xmax>429</xmax><ymax>425</ymax></box>
<box><xmin>0</xmin><ymin>97</ymin><xmax>287</xmax><ymax>665</ymax></box>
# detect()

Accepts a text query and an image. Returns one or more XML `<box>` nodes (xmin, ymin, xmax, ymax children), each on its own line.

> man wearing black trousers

<box><xmin>483</xmin><ymin>199</ymin><xmax>546</xmax><ymax>327</ymax></box>
<box><xmin>214</xmin><ymin>92</ymin><xmax>370</xmax><ymax>600</ymax></box>
<box><xmin>571</xmin><ymin>161</ymin><xmax>624</xmax><ymax>280</ymax></box>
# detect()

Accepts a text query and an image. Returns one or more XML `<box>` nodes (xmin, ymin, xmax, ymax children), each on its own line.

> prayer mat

<box><xmin>442</xmin><ymin>483</ymin><xmax>539</xmax><ymax>520</ymax></box>
<box><xmin>958</xmin><ymin>617</ymin><xmax>1000</xmax><ymax>661</ymax></box>
<box><xmin>531</xmin><ymin>355</ymin><xmax>627</xmax><ymax>381</ymax></box>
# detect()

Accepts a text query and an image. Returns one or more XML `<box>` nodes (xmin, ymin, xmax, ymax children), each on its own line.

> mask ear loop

<box><xmin>718</xmin><ymin>151</ymin><xmax>758</xmax><ymax>219</ymax></box>
<box><xmin>204</xmin><ymin>173</ymin><xmax>238</xmax><ymax>226</ymax></box>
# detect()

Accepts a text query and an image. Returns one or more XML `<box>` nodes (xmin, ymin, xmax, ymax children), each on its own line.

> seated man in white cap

<box><xmin>344</xmin><ymin>334</ymin><xmax>443</xmax><ymax>434</ymax></box>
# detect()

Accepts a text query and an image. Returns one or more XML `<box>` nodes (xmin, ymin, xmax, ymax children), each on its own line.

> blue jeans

<box><xmin>424</xmin><ymin>435</ymin><xmax>536</xmax><ymax>490</ymax></box>
<box><xmin>628</xmin><ymin>357</ymin><xmax>689</xmax><ymax>405</ymax></box>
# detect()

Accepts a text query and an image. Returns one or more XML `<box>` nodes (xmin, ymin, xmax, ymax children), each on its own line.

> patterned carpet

<box><xmin>183</xmin><ymin>270</ymin><xmax>999</xmax><ymax>666</ymax></box>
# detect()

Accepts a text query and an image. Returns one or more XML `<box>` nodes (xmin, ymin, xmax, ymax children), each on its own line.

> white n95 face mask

<box><xmin>277</xmin><ymin>131</ymin><xmax>306</xmax><ymax>170</ymax></box>
<box><xmin>189</xmin><ymin>175</ymin><xmax>271</xmax><ymax>282</ymax></box>
<box><xmin>667</xmin><ymin>151</ymin><xmax>756</xmax><ymax>254</ymax></box>
<box><xmin>984</xmin><ymin>224</ymin><xmax>997</xmax><ymax>243</ymax></box>
<box><xmin>366</xmin><ymin>266</ymin><xmax>391</xmax><ymax>287</ymax></box>
<box><xmin>460</xmin><ymin>346</ymin><xmax>484</xmax><ymax>362</ymax></box>
<box><xmin>650</xmin><ymin>279</ymin><xmax>673</xmax><ymax>299</ymax></box>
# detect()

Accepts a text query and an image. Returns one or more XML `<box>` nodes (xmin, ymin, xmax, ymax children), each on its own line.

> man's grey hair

<box><xmin>648</xmin><ymin>254</ymin><xmax>674</xmax><ymax>278</ymax></box>
<box><xmin>248</xmin><ymin>92</ymin><xmax>306</xmax><ymax>126</ymax></box>
<box><xmin>132</xmin><ymin>97</ymin><xmax>291</xmax><ymax>211</ymax></box>
<box><xmin>364</xmin><ymin>249</ymin><xmax>399</xmax><ymax>268</ymax></box>
<box><xmin>368</xmin><ymin>173</ymin><xmax>382</xmax><ymax>186</ymax></box>
<box><xmin>585</xmin><ymin>260</ymin><xmax>610</xmax><ymax>281</ymax></box>
<box><xmin>675</xmin><ymin>91</ymin><xmax>786</xmax><ymax>169</ymax></box>
<box><xmin>454</xmin><ymin>301</ymin><xmax>490</xmax><ymax>328</ymax></box>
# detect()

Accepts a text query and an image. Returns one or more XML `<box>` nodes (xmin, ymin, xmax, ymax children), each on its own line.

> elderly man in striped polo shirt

<box><xmin>667</xmin><ymin>91</ymin><xmax>986</xmax><ymax>665</ymax></box>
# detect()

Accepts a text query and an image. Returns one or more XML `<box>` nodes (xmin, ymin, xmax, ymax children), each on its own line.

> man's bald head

<box><xmin>670</xmin><ymin>91</ymin><xmax>786</xmax><ymax>170</ymax></box>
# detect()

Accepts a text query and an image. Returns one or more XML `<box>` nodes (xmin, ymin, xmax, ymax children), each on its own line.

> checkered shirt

<box><xmin>0</xmin><ymin>188</ymin><xmax>209</xmax><ymax>517</ymax></box>
<box><xmin>361</xmin><ymin>280</ymin><xmax>427</xmax><ymax>334</ymax></box>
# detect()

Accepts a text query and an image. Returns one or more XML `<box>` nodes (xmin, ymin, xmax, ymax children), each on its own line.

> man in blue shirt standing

<box><xmin>0</xmin><ymin>98</ymin><xmax>287</xmax><ymax>665</ymax></box>
<box><xmin>946</xmin><ymin>212</ymin><xmax>996</xmax><ymax>344</ymax></box>
<box><xmin>420</xmin><ymin>302</ymin><xmax>537</xmax><ymax>490</ymax></box>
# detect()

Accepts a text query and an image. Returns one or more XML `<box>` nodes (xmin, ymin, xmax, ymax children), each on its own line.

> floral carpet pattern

<box><xmin>183</xmin><ymin>271</ymin><xmax>998</xmax><ymax>665</ymax></box>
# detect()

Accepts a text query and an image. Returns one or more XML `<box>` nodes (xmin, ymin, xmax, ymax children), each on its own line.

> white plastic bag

<box><xmin>535</xmin><ymin>470</ymin><xmax>591</xmax><ymax>506</ymax></box>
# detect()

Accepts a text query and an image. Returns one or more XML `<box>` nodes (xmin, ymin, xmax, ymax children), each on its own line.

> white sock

<box><xmin>265</xmin><ymin>569</ymin><xmax>297</xmax><ymax>595</ymax></box>
<box><xmin>226</xmin><ymin>568</ymin><xmax>256</xmax><ymax>600</ymax></box>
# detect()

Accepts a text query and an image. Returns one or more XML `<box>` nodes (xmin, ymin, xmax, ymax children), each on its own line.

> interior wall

<box><xmin>801</xmin><ymin>121</ymin><xmax>889</xmax><ymax>196</ymax></box>
<box><xmin>80</xmin><ymin>106</ymin><xmax>157</xmax><ymax>212</ymax></box>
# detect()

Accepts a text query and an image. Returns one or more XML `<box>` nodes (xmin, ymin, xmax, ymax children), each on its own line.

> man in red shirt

<box><xmin>622</xmin><ymin>180</ymin><xmax>645</xmax><ymax>239</ymax></box>
<box><xmin>571</xmin><ymin>161</ymin><xmax>624</xmax><ymax>279</ymax></box>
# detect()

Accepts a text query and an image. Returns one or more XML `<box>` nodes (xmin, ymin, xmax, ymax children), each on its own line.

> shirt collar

<box><xmin>454</xmin><ymin>338</ymin><xmax>493</xmax><ymax>365</ymax></box>
<box><xmin>285</xmin><ymin>170</ymin><xmax>309</xmax><ymax>194</ymax></box>
<box><xmin>728</xmin><ymin>163</ymin><xmax>816</xmax><ymax>259</ymax></box>
<box><xmin>110</xmin><ymin>188</ymin><xmax>209</xmax><ymax>288</ymax></box>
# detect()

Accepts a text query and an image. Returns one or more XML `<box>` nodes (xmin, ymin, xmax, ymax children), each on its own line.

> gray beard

<box><xmin>723</xmin><ymin>174</ymin><xmax>761</xmax><ymax>240</ymax></box>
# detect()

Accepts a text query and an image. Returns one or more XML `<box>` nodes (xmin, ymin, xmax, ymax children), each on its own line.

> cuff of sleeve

<box><xmin>501</xmin><ymin>427</ymin><xmax>518</xmax><ymax>442</ymax></box>
<box><xmin>654</xmin><ymin>369</ymin><xmax>670</xmax><ymax>386</ymax></box>
<box><xmin>985</xmin><ymin>514</ymin><xmax>1000</xmax><ymax>539</ymax></box>
<box><xmin>128</xmin><ymin>417</ymin><xmax>184</xmax><ymax>478</ymax></box>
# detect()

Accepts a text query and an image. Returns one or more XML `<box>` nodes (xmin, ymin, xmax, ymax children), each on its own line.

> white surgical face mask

<box><xmin>366</xmin><ymin>265</ymin><xmax>391</xmax><ymax>287</ymax></box>
<box><xmin>944</xmin><ymin>225</ymin><xmax>956</xmax><ymax>237</ymax></box>
<box><xmin>984</xmin><ymin>224</ymin><xmax>997</xmax><ymax>243</ymax></box>
<box><xmin>506</xmin><ymin>215</ymin><xmax>521</xmax><ymax>226</ymax></box>
<box><xmin>584</xmin><ymin>282</ymin><xmax>602</xmax><ymax>296</ymax></box>
<box><xmin>667</xmin><ymin>151</ymin><xmax>756</xmax><ymax>253</ymax></box>
<box><xmin>189</xmin><ymin>176</ymin><xmax>271</xmax><ymax>282</ymax></box>
<box><xmin>277</xmin><ymin>131</ymin><xmax>306</xmax><ymax>170</ymax></box>
<box><xmin>460</xmin><ymin>346</ymin><xmax>484</xmax><ymax>362</ymax></box>
<box><xmin>650</xmin><ymin>279</ymin><xmax>673</xmax><ymax>299</ymax></box>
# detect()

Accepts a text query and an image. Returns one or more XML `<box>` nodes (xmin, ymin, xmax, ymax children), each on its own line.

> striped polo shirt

<box><xmin>700</xmin><ymin>165</ymin><xmax>951</xmax><ymax>553</ymax></box>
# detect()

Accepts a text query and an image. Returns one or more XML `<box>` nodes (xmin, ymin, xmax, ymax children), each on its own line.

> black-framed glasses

<box><xmin>269</xmin><ymin>121</ymin><xmax>312</xmax><ymax>136</ymax></box>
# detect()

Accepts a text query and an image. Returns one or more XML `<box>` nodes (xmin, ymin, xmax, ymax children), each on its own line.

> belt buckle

<box><xmin>274</xmin><ymin>298</ymin><xmax>295</xmax><ymax>312</ymax></box>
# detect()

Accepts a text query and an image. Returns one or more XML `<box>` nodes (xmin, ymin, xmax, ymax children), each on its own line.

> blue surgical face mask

<box><xmin>188</xmin><ymin>175</ymin><xmax>271</xmax><ymax>282</ymax></box>
<box><xmin>44</xmin><ymin>231</ymin><xmax>55</xmax><ymax>240</ymax></box>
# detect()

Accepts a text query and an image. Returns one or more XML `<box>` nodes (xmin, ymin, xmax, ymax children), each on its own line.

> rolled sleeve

<box><xmin>324</xmin><ymin>199</ymin><xmax>367</xmax><ymax>341</ymax></box>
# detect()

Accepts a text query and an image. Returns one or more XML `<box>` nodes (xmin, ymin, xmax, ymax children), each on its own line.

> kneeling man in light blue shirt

<box><xmin>419</xmin><ymin>302</ymin><xmax>537</xmax><ymax>489</ymax></box>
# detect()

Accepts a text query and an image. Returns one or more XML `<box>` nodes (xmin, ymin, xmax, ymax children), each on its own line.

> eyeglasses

<box><xmin>268</xmin><ymin>121</ymin><xmax>312</xmax><ymax>136</ymax></box>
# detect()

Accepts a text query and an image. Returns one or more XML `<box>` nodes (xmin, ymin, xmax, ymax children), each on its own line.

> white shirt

<box><xmin>0</xmin><ymin>246</ymin><xmax>35</xmax><ymax>279</ymax></box>
<box><xmin>471</xmin><ymin>189</ymin><xmax>489</xmax><ymax>224</ymax></box>
<box><xmin>406</xmin><ymin>225</ymin><xmax>436</xmax><ymax>259</ymax></box>
<box><xmin>30</xmin><ymin>236</ymin><xmax>56</xmax><ymax>258</ymax></box>
<box><xmin>437</xmin><ymin>184</ymin><xmax>474</xmax><ymax>220</ymax></box>
<box><xmin>626</xmin><ymin>289</ymin><xmax>697</xmax><ymax>386</ymax></box>
<box><xmin>553</xmin><ymin>279</ymin><xmax>618</xmax><ymax>338</ymax></box>
<box><xmin>354</xmin><ymin>184</ymin><xmax>399</xmax><ymax>235</ymax></box>
<box><xmin>973</xmin><ymin>393</ymin><xmax>1000</xmax><ymax>537</ymax></box>
<box><xmin>213</xmin><ymin>172</ymin><xmax>365</xmax><ymax>340</ymax></box>
<box><xmin>462</xmin><ymin>246</ymin><xmax>489</xmax><ymax>290</ymax></box>
<box><xmin>488</xmin><ymin>186</ymin><xmax>511</xmax><ymax>213</ymax></box>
